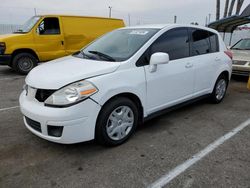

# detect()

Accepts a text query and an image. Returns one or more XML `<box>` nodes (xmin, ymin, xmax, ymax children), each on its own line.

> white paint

<box><xmin>0</xmin><ymin>106</ymin><xmax>19</xmax><ymax>112</ymax></box>
<box><xmin>150</xmin><ymin>118</ymin><xmax>250</xmax><ymax>188</ymax></box>
<box><xmin>0</xmin><ymin>76</ymin><xmax>25</xmax><ymax>81</ymax></box>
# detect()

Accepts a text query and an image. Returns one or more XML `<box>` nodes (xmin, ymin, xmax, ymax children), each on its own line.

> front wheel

<box><xmin>12</xmin><ymin>53</ymin><xmax>37</xmax><ymax>75</ymax></box>
<box><xmin>95</xmin><ymin>97</ymin><xmax>139</xmax><ymax>146</ymax></box>
<box><xmin>210</xmin><ymin>74</ymin><xmax>228</xmax><ymax>103</ymax></box>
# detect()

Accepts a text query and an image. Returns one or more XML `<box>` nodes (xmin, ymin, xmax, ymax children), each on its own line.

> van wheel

<box><xmin>12</xmin><ymin>53</ymin><xmax>37</xmax><ymax>75</ymax></box>
<box><xmin>95</xmin><ymin>97</ymin><xmax>139</xmax><ymax>146</ymax></box>
<box><xmin>210</xmin><ymin>74</ymin><xmax>228</xmax><ymax>103</ymax></box>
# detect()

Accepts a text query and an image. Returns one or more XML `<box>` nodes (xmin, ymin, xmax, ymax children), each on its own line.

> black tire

<box><xmin>210</xmin><ymin>74</ymin><xmax>228</xmax><ymax>104</ymax></box>
<box><xmin>12</xmin><ymin>53</ymin><xmax>37</xmax><ymax>75</ymax></box>
<box><xmin>95</xmin><ymin>97</ymin><xmax>139</xmax><ymax>146</ymax></box>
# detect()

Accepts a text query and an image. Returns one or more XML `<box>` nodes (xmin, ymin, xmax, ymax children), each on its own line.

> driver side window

<box><xmin>38</xmin><ymin>17</ymin><xmax>60</xmax><ymax>35</ymax></box>
<box><xmin>136</xmin><ymin>27</ymin><xmax>190</xmax><ymax>66</ymax></box>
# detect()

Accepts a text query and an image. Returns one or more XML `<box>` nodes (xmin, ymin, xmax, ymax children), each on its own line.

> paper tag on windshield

<box><xmin>129</xmin><ymin>30</ymin><xmax>149</xmax><ymax>35</ymax></box>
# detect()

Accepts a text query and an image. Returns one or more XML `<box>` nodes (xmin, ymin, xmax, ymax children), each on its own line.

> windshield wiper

<box><xmin>80</xmin><ymin>51</ymin><xmax>94</xmax><ymax>59</ymax></box>
<box><xmin>88</xmin><ymin>50</ymin><xmax>116</xmax><ymax>62</ymax></box>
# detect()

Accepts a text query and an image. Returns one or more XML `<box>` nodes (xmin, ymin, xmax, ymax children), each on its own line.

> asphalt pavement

<box><xmin>0</xmin><ymin>66</ymin><xmax>249</xmax><ymax>188</ymax></box>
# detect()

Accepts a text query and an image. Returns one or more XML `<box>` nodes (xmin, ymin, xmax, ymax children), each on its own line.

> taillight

<box><xmin>224</xmin><ymin>50</ymin><xmax>233</xmax><ymax>60</ymax></box>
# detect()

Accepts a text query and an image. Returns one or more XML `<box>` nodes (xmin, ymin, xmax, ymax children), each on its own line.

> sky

<box><xmin>0</xmin><ymin>0</ymin><xmax>249</xmax><ymax>26</ymax></box>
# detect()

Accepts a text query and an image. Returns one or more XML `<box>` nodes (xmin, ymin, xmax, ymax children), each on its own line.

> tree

<box><xmin>228</xmin><ymin>0</ymin><xmax>236</xmax><ymax>16</ymax></box>
<box><xmin>236</xmin><ymin>0</ymin><xmax>244</xmax><ymax>14</ymax></box>
<box><xmin>223</xmin><ymin>0</ymin><xmax>230</xmax><ymax>18</ymax></box>
<box><xmin>216</xmin><ymin>0</ymin><xmax>221</xmax><ymax>20</ymax></box>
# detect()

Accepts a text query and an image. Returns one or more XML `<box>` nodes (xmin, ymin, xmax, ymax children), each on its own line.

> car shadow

<box><xmin>231</xmin><ymin>75</ymin><xmax>249</xmax><ymax>82</ymax></box>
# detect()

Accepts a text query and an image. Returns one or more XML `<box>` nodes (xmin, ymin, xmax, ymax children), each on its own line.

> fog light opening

<box><xmin>47</xmin><ymin>125</ymin><xmax>63</xmax><ymax>137</ymax></box>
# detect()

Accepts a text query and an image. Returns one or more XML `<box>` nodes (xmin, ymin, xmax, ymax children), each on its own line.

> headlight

<box><xmin>45</xmin><ymin>80</ymin><xmax>98</xmax><ymax>107</ymax></box>
<box><xmin>0</xmin><ymin>42</ymin><xmax>6</xmax><ymax>55</ymax></box>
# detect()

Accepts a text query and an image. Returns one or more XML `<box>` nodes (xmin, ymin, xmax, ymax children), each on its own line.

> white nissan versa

<box><xmin>19</xmin><ymin>24</ymin><xmax>232</xmax><ymax>146</ymax></box>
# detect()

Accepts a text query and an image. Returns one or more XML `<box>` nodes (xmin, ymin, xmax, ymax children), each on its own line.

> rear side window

<box><xmin>38</xmin><ymin>17</ymin><xmax>60</xmax><ymax>35</ymax></box>
<box><xmin>208</xmin><ymin>32</ymin><xmax>219</xmax><ymax>53</ymax></box>
<box><xmin>150</xmin><ymin>28</ymin><xmax>190</xmax><ymax>60</ymax></box>
<box><xmin>190</xmin><ymin>29</ymin><xmax>219</xmax><ymax>56</ymax></box>
<box><xmin>190</xmin><ymin>29</ymin><xmax>210</xmax><ymax>56</ymax></box>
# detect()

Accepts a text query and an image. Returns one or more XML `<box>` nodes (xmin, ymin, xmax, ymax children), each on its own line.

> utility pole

<box><xmin>128</xmin><ymin>14</ymin><xmax>131</xmax><ymax>26</ymax></box>
<box><xmin>108</xmin><ymin>6</ymin><xmax>112</xmax><ymax>18</ymax></box>
<box><xmin>34</xmin><ymin>8</ymin><xmax>37</xmax><ymax>16</ymax></box>
<box><xmin>174</xmin><ymin>15</ymin><xmax>177</xmax><ymax>23</ymax></box>
<box><xmin>208</xmin><ymin>13</ymin><xmax>211</xmax><ymax>24</ymax></box>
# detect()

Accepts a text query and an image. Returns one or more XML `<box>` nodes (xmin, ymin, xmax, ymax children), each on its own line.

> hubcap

<box><xmin>215</xmin><ymin>79</ymin><xmax>226</xmax><ymax>100</ymax></box>
<box><xmin>18</xmin><ymin>57</ymin><xmax>33</xmax><ymax>71</ymax></box>
<box><xmin>106</xmin><ymin>106</ymin><xmax>134</xmax><ymax>141</ymax></box>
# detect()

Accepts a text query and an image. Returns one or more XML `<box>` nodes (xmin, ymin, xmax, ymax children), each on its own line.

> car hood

<box><xmin>26</xmin><ymin>56</ymin><xmax>121</xmax><ymax>89</ymax></box>
<box><xmin>231</xmin><ymin>49</ymin><xmax>250</xmax><ymax>61</ymax></box>
<box><xmin>0</xmin><ymin>33</ymin><xmax>25</xmax><ymax>41</ymax></box>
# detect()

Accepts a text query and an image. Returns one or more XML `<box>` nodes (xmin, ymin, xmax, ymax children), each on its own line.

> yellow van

<box><xmin>0</xmin><ymin>15</ymin><xmax>125</xmax><ymax>74</ymax></box>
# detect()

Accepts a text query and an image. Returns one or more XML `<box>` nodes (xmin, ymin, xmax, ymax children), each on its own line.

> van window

<box><xmin>38</xmin><ymin>18</ymin><xmax>60</xmax><ymax>35</ymax></box>
<box><xmin>150</xmin><ymin>28</ymin><xmax>190</xmax><ymax>61</ymax></box>
<box><xmin>190</xmin><ymin>29</ymin><xmax>210</xmax><ymax>56</ymax></box>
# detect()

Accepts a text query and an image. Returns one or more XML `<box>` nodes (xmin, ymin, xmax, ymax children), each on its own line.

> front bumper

<box><xmin>0</xmin><ymin>54</ymin><xmax>11</xmax><ymax>65</ymax></box>
<box><xmin>19</xmin><ymin>91</ymin><xmax>101</xmax><ymax>144</ymax></box>
<box><xmin>232</xmin><ymin>64</ymin><xmax>250</xmax><ymax>76</ymax></box>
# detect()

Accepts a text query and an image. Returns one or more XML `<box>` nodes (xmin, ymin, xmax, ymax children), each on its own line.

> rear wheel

<box><xmin>210</xmin><ymin>74</ymin><xmax>228</xmax><ymax>103</ymax></box>
<box><xmin>12</xmin><ymin>53</ymin><xmax>37</xmax><ymax>75</ymax></box>
<box><xmin>95</xmin><ymin>97</ymin><xmax>139</xmax><ymax>146</ymax></box>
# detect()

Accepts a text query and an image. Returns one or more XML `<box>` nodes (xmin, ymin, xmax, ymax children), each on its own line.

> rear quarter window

<box><xmin>190</xmin><ymin>28</ymin><xmax>219</xmax><ymax>56</ymax></box>
<box><xmin>208</xmin><ymin>31</ymin><xmax>219</xmax><ymax>53</ymax></box>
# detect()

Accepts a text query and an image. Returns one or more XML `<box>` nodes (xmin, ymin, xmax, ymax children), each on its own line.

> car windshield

<box><xmin>78</xmin><ymin>28</ymin><xmax>159</xmax><ymax>62</ymax></box>
<box><xmin>14</xmin><ymin>16</ymin><xmax>40</xmax><ymax>33</ymax></box>
<box><xmin>231</xmin><ymin>39</ymin><xmax>250</xmax><ymax>50</ymax></box>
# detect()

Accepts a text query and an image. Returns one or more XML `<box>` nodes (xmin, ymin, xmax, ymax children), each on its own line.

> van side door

<box><xmin>34</xmin><ymin>17</ymin><xmax>65</xmax><ymax>61</ymax></box>
<box><xmin>189</xmin><ymin>28</ymin><xmax>220</xmax><ymax>96</ymax></box>
<box><xmin>143</xmin><ymin>27</ymin><xmax>195</xmax><ymax>115</ymax></box>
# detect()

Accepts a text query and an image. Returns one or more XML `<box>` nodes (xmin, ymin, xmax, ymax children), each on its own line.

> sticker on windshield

<box><xmin>129</xmin><ymin>30</ymin><xmax>149</xmax><ymax>35</ymax></box>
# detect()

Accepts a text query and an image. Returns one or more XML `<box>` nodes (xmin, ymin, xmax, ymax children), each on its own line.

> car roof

<box><xmin>124</xmin><ymin>24</ymin><xmax>218</xmax><ymax>33</ymax></box>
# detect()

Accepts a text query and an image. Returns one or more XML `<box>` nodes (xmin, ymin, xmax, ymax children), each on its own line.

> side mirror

<box><xmin>149</xmin><ymin>52</ymin><xmax>169</xmax><ymax>72</ymax></box>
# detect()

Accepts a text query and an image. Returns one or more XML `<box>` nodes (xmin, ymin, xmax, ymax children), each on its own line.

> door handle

<box><xmin>185</xmin><ymin>63</ymin><xmax>193</xmax><ymax>68</ymax></box>
<box><xmin>215</xmin><ymin>57</ymin><xmax>221</xmax><ymax>61</ymax></box>
<box><xmin>61</xmin><ymin>41</ymin><xmax>64</xmax><ymax>45</ymax></box>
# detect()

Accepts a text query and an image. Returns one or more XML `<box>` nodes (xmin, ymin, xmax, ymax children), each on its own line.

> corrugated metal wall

<box><xmin>0</xmin><ymin>24</ymin><xmax>21</xmax><ymax>34</ymax></box>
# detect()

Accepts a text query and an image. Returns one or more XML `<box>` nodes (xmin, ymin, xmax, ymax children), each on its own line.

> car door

<box><xmin>189</xmin><ymin>28</ymin><xmax>220</xmax><ymax>96</ymax></box>
<box><xmin>34</xmin><ymin>17</ymin><xmax>65</xmax><ymax>61</ymax></box>
<box><xmin>143</xmin><ymin>27</ymin><xmax>195</xmax><ymax>114</ymax></box>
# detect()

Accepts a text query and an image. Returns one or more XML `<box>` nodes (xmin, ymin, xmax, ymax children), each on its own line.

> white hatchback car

<box><xmin>19</xmin><ymin>24</ymin><xmax>232</xmax><ymax>146</ymax></box>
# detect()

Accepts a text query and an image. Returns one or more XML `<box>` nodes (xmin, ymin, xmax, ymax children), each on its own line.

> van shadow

<box><xmin>0</xmin><ymin>66</ymin><xmax>20</xmax><ymax>76</ymax></box>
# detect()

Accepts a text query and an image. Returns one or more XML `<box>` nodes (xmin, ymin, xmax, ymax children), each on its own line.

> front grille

<box><xmin>35</xmin><ymin>89</ymin><xmax>56</xmax><ymax>102</ymax></box>
<box><xmin>233</xmin><ymin>60</ymin><xmax>247</xmax><ymax>65</ymax></box>
<box><xmin>25</xmin><ymin>116</ymin><xmax>41</xmax><ymax>132</ymax></box>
